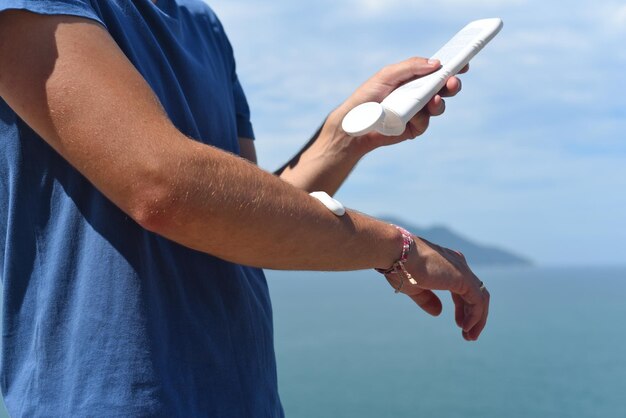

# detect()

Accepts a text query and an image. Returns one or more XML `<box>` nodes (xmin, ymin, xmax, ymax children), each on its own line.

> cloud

<box><xmin>335</xmin><ymin>0</ymin><xmax>527</xmax><ymax>20</ymax></box>
<box><xmin>616</xmin><ymin>5</ymin><xmax>626</xmax><ymax>26</ymax></box>
<box><xmin>593</xmin><ymin>2</ymin><xmax>626</xmax><ymax>32</ymax></box>
<box><xmin>208</xmin><ymin>0</ymin><xmax>626</xmax><ymax>265</ymax></box>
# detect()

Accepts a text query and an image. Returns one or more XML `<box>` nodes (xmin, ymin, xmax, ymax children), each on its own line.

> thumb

<box><xmin>408</xmin><ymin>289</ymin><xmax>443</xmax><ymax>317</ymax></box>
<box><xmin>375</xmin><ymin>57</ymin><xmax>441</xmax><ymax>87</ymax></box>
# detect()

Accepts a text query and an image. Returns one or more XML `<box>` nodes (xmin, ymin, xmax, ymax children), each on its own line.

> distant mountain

<box><xmin>380</xmin><ymin>216</ymin><xmax>532</xmax><ymax>266</ymax></box>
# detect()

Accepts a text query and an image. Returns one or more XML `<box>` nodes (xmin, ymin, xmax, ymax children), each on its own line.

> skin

<box><xmin>0</xmin><ymin>10</ymin><xmax>488</xmax><ymax>341</ymax></box>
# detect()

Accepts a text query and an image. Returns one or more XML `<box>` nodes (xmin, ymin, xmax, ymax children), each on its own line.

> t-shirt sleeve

<box><xmin>212</xmin><ymin>12</ymin><xmax>256</xmax><ymax>140</ymax></box>
<box><xmin>0</xmin><ymin>0</ymin><xmax>105</xmax><ymax>27</ymax></box>
<box><xmin>232</xmin><ymin>74</ymin><xmax>255</xmax><ymax>140</ymax></box>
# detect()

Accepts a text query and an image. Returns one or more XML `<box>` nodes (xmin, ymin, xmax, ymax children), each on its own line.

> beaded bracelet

<box><xmin>375</xmin><ymin>226</ymin><xmax>418</xmax><ymax>293</ymax></box>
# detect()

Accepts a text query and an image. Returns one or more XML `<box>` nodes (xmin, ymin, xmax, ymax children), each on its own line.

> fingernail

<box><xmin>428</xmin><ymin>59</ymin><xmax>440</xmax><ymax>66</ymax></box>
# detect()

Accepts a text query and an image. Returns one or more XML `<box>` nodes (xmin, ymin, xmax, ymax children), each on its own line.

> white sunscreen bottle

<box><xmin>342</xmin><ymin>18</ymin><xmax>503</xmax><ymax>137</ymax></box>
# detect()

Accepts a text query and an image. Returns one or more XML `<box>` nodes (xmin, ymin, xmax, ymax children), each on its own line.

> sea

<box><xmin>1</xmin><ymin>266</ymin><xmax>625</xmax><ymax>418</ymax></box>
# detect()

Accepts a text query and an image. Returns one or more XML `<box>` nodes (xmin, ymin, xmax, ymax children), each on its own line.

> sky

<box><xmin>208</xmin><ymin>0</ymin><xmax>626</xmax><ymax>266</ymax></box>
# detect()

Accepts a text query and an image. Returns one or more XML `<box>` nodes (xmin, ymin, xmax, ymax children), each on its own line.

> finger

<box><xmin>439</xmin><ymin>76</ymin><xmax>462</xmax><ymax>97</ymax></box>
<box><xmin>427</xmin><ymin>95</ymin><xmax>445</xmax><ymax>116</ymax></box>
<box><xmin>462</xmin><ymin>303</ymin><xmax>482</xmax><ymax>333</ymax></box>
<box><xmin>462</xmin><ymin>304</ymin><xmax>483</xmax><ymax>341</ymax></box>
<box><xmin>408</xmin><ymin>289</ymin><xmax>443</xmax><ymax>317</ymax></box>
<box><xmin>396</xmin><ymin>111</ymin><xmax>430</xmax><ymax>140</ymax></box>
<box><xmin>468</xmin><ymin>288</ymin><xmax>490</xmax><ymax>340</ymax></box>
<box><xmin>405</xmin><ymin>113</ymin><xmax>430</xmax><ymax>138</ymax></box>
<box><xmin>459</xmin><ymin>63</ymin><xmax>470</xmax><ymax>74</ymax></box>
<box><xmin>451</xmin><ymin>293</ymin><xmax>465</xmax><ymax>328</ymax></box>
<box><xmin>460</xmin><ymin>285</ymin><xmax>486</xmax><ymax>335</ymax></box>
<box><xmin>377</xmin><ymin>57</ymin><xmax>441</xmax><ymax>87</ymax></box>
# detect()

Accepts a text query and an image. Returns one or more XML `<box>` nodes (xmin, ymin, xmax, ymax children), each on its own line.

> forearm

<box><xmin>135</xmin><ymin>133</ymin><xmax>400</xmax><ymax>271</ymax></box>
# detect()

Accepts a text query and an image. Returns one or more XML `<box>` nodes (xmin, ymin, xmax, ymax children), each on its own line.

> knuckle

<box><xmin>374</xmin><ymin>67</ymin><xmax>389</xmax><ymax>81</ymax></box>
<box><xmin>415</xmin><ymin>116</ymin><xmax>429</xmax><ymax>132</ymax></box>
<box><xmin>410</xmin><ymin>57</ymin><xmax>427</xmax><ymax>72</ymax></box>
<box><xmin>378</xmin><ymin>65</ymin><xmax>391</xmax><ymax>77</ymax></box>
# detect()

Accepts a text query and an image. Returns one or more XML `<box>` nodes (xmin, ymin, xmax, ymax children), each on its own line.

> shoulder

<box><xmin>175</xmin><ymin>1</ymin><xmax>233</xmax><ymax>52</ymax></box>
<box><xmin>176</xmin><ymin>0</ymin><xmax>233</xmax><ymax>44</ymax></box>
<box><xmin>176</xmin><ymin>0</ymin><xmax>219</xmax><ymax>22</ymax></box>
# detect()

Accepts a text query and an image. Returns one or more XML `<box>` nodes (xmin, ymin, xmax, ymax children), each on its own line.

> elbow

<box><xmin>128</xmin><ymin>194</ymin><xmax>174</xmax><ymax>234</ymax></box>
<box><xmin>125</xmin><ymin>174</ymin><xmax>179</xmax><ymax>235</ymax></box>
<box><xmin>121</xmin><ymin>139</ymin><xmax>205</xmax><ymax>238</ymax></box>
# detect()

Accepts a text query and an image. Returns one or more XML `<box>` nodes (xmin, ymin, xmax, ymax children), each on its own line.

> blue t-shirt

<box><xmin>0</xmin><ymin>0</ymin><xmax>284</xmax><ymax>416</ymax></box>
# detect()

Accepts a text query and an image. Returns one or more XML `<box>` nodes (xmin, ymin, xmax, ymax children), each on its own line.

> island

<box><xmin>380</xmin><ymin>216</ymin><xmax>532</xmax><ymax>266</ymax></box>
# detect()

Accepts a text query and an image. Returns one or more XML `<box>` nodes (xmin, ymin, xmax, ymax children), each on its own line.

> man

<box><xmin>0</xmin><ymin>0</ymin><xmax>489</xmax><ymax>416</ymax></box>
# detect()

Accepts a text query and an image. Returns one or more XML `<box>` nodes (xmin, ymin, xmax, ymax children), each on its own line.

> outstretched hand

<box><xmin>384</xmin><ymin>236</ymin><xmax>489</xmax><ymax>341</ymax></box>
<box><xmin>335</xmin><ymin>56</ymin><xmax>469</xmax><ymax>151</ymax></box>
<box><xmin>278</xmin><ymin>56</ymin><xmax>467</xmax><ymax>195</ymax></box>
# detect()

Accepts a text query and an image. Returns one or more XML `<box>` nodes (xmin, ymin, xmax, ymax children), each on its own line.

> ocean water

<box><xmin>268</xmin><ymin>266</ymin><xmax>626</xmax><ymax>418</ymax></box>
<box><xmin>1</xmin><ymin>266</ymin><xmax>625</xmax><ymax>417</ymax></box>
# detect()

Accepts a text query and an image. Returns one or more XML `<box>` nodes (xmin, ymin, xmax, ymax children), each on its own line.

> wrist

<box><xmin>325</xmin><ymin>105</ymin><xmax>377</xmax><ymax>158</ymax></box>
<box><xmin>375</xmin><ymin>226</ymin><xmax>419</xmax><ymax>293</ymax></box>
<box><xmin>375</xmin><ymin>225</ymin><xmax>411</xmax><ymax>272</ymax></box>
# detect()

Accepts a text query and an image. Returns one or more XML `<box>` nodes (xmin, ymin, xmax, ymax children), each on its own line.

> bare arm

<box><xmin>0</xmin><ymin>11</ymin><xmax>400</xmax><ymax>271</ymax></box>
<box><xmin>0</xmin><ymin>11</ymin><xmax>488</xmax><ymax>340</ymax></box>
<box><xmin>277</xmin><ymin>60</ymin><xmax>468</xmax><ymax>195</ymax></box>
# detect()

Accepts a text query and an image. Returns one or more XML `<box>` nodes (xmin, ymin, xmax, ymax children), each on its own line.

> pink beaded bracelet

<box><xmin>375</xmin><ymin>226</ymin><xmax>418</xmax><ymax>293</ymax></box>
